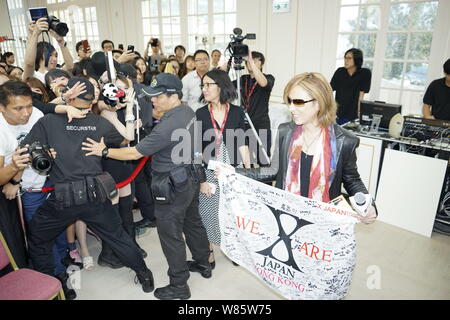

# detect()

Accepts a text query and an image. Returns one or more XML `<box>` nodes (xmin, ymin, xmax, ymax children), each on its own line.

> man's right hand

<box><xmin>117</xmin><ymin>50</ymin><xmax>135</xmax><ymax>64</ymax></box>
<box><xmin>33</xmin><ymin>17</ymin><xmax>49</xmax><ymax>36</ymax></box>
<box><xmin>12</xmin><ymin>148</ymin><xmax>30</xmax><ymax>171</ymax></box>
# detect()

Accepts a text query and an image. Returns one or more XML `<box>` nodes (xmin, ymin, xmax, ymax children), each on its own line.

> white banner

<box><xmin>218</xmin><ymin>172</ymin><xmax>359</xmax><ymax>300</ymax></box>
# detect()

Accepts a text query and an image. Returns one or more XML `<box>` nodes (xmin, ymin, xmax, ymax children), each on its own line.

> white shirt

<box><xmin>34</xmin><ymin>70</ymin><xmax>48</xmax><ymax>85</ymax></box>
<box><xmin>182</xmin><ymin>70</ymin><xmax>204</xmax><ymax>112</ymax></box>
<box><xmin>0</xmin><ymin>107</ymin><xmax>47</xmax><ymax>189</ymax></box>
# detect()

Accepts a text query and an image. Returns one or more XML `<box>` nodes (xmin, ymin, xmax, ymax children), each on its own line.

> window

<box><xmin>188</xmin><ymin>0</ymin><xmax>236</xmax><ymax>53</ymax></box>
<box><xmin>141</xmin><ymin>0</ymin><xmax>236</xmax><ymax>56</ymax></box>
<box><xmin>380</xmin><ymin>0</ymin><xmax>438</xmax><ymax>114</ymax></box>
<box><xmin>336</xmin><ymin>0</ymin><xmax>380</xmax><ymax>71</ymax></box>
<box><xmin>142</xmin><ymin>0</ymin><xmax>181</xmax><ymax>55</ymax></box>
<box><xmin>4</xmin><ymin>0</ymin><xmax>27</xmax><ymax>68</ymax></box>
<box><xmin>46</xmin><ymin>1</ymin><xmax>100</xmax><ymax>61</ymax></box>
<box><xmin>336</xmin><ymin>0</ymin><xmax>439</xmax><ymax>115</ymax></box>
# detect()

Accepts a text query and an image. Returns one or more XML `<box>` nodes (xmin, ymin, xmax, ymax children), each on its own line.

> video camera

<box><xmin>22</xmin><ymin>142</ymin><xmax>54</xmax><ymax>174</ymax></box>
<box><xmin>228</xmin><ymin>28</ymin><xmax>256</xmax><ymax>61</ymax></box>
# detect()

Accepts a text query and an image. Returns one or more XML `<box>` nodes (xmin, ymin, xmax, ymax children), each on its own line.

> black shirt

<box><xmin>136</xmin><ymin>105</ymin><xmax>196</xmax><ymax>173</ymax></box>
<box><xmin>300</xmin><ymin>151</ymin><xmax>313</xmax><ymax>198</ymax></box>
<box><xmin>330</xmin><ymin>67</ymin><xmax>371</xmax><ymax>120</ymax></box>
<box><xmin>234</xmin><ymin>74</ymin><xmax>275</xmax><ymax>129</ymax></box>
<box><xmin>33</xmin><ymin>98</ymin><xmax>57</xmax><ymax>114</ymax></box>
<box><xmin>22</xmin><ymin>113</ymin><xmax>123</xmax><ymax>184</ymax></box>
<box><xmin>423</xmin><ymin>78</ymin><xmax>450</xmax><ymax>121</ymax></box>
<box><xmin>196</xmin><ymin>104</ymin><xmax>246</xmax><ymax>166</ymax></box>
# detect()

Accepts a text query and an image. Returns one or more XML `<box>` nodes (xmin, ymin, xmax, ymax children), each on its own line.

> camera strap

<box><xmin>244</xmin><ymin>79</ymin><xmax>258</xmax><ymax>110</ymax></box>
<box><xmin>208</xmin><ymin>104</ymin><xmax>229</xmax><ymax>156</ymax></box>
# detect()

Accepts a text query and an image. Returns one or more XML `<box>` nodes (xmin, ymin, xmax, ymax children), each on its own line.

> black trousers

<box><xmin>28</xmin><ymin>194</ymin><xmax>146</xmax><ymax>276</ymax></box>
<box><xmin>154</xmin><ymin>176</ymin><xmax>210</xmax><ymax>286</ymax></box>
<box><xmin>246</xmin><ymin>127</ymin><xmax>272</xmax><ymax>167</ymax></box>
<box><xmin>134</xmin><ymin>160</ymin><xmax>155</xmax><ymax>222</ymax></box>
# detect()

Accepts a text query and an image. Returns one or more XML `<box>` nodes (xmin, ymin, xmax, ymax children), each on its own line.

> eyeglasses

<box><xmin>287</xmin><ymin>98</ymin><xmax>316</xmax><ymax>107</ymax></box>
<box><xmin>200</xmin><ymin>83</ymin><xmax>218</xmax><ymax>90</ymax></box>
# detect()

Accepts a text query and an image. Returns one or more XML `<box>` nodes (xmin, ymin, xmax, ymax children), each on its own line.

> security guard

<box><xmin>82</xmin><ymin>73</ymin><xmax>211</xmax><ymax>300</ymax></box>
<box><xmin>21</xmin><ymin>77</ymin><xmax>154</xmax><ymax>295</ymax></box>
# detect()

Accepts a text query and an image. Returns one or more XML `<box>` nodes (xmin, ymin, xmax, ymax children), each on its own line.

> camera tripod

<box><xmin>233</xmin><ymin>58</ymin><xmax>271</xmax><ymax>166</ymax></box>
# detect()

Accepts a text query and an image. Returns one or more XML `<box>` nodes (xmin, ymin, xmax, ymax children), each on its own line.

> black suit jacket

<box><xmin>236</xmin><ymin>122</ymin><xmax>368</xmax><ymax>200</ymax></box>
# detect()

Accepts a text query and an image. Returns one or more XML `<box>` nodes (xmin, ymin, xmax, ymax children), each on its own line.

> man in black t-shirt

<box><xmin>331</xmin><ymin>48</ymin><xmax>371</xmax><ymax>125</ymax></box>
<box><xmin>234</xmin><ymin>50</ymin><xmax>274</xmax><ymax>167</ymax></box>
<box><xmin>423</xmin><ymin>59</ymin><xmax>450</xmax><ymax>121</ymax></box>
<box><xmin>22</xmin><ymin>77</ymin><xmax>154</xmax><ymax>296</ymax></box>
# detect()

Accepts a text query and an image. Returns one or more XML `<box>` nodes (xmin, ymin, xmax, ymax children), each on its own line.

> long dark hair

<box><xmin>345</xmin><ymin>48</ymin><xmax>363</xmax><ymax>70</ymax></box>
<box><xmin>199</xmin><ymin>69</ymin><xmax>237</xmax><ymax>104</ymax></box>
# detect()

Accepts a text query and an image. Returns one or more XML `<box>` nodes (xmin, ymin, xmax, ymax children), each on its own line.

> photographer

<box><xmin>22</xmin><ymin>17</ymin><xmax>74</xmax><ymax>84</ymax></box>
<box><xmin>0</xmin><ymin>80</ymin><xmax>79</xmax><ymax>299</ymax></box>
<box><xmin>235</xmin><ymin>50</ymin><xmax>275</xmax><ymax>167</ymax></box>
<box><xmin>144</xmin><ymin>38</ymin><xmax>166</xmax><ymax>74</ymax></box>
<box><xmin>19</xmin><ymin>77</ymin><xmax>154</xmax><ymax>296</ymax></box>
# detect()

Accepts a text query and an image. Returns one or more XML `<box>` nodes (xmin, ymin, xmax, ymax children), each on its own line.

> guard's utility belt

<box><xmin>54</xmin><ymin>172</ymin><xmax>118</xmax><ymax>209</ymax></box>
<box><xmin>151</xmin><ymin>166</ymin><xmax>191</xmax><ymax>205</ymax></box>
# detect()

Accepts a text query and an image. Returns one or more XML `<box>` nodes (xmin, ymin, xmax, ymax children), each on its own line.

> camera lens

<box><xmin>35</xmin><ymin>157</ymin><xmax>52</xmax><ymax>172</ymax></box>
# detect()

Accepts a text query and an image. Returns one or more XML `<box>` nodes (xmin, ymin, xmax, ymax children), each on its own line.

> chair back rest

<box><xmin>0</xmin><ymin>231</ymin><xmax>13</xmax><ymax>270</ymax></box>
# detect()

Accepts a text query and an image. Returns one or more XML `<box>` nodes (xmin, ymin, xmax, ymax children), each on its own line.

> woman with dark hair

<box><xmin>192</xmin><ymin>69</ymin><xmax>250</xmax><ymax>269</ymax></box>
<box><xmin>25</xmin><ymin>77</ymin><xmax>51</xmax><ymax>103</ymax></box>
<box><xmin>22</xmin><ymin>17</ymin><xmax>74</xmax><ymax>84</ymax></box>
<box><xmin>179</xmin><ymin>55</ymin><xmax>195</xmax><ymax>79</ymax></box>
<box><xmin>132</xmin><ymin>56</ymin><xmax>152</xmax><ymax>85</ymax></box>
<box><xmin>7</xmin><ymin>66</ymin><xmax>23</xmax><ymax>80</ymax></box>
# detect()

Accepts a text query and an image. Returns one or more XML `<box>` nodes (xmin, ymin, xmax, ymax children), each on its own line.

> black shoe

<box><xmin>61</xmin><ymin>251</ymin><xmax>83</xmax><ymax>269</ymax></box>
<box><xmin>187</xmin><ymin>261</ymin><xmax>212</xmax><ymax>278</ymax></box>
<box><xmin>97</xmin><ymin>253</ymin><xmax>125</xmax><ymax>269</ymax></box>
<box><xmin>210</xmin><ymin>261</ymin><xmax>216</xmax><ymax>270</ymax></box>
<box><xmin>56</xmin><ymin>272</ymin><xmax>77</xmax><ymax>300</ymax></box>
<box><xmin>154</xmin><ymin>284</ymin><xmax>191</xmax><ymax>300</ymax></box>
<box><xmin>135</xmin><ymin>268</ymin><xmax>154</xmax><ymax>293</ymax></box>
<box><xmin>134</xmin><ymin>218</ymin><xmax>157</xmax><ymax>229</ymax></box>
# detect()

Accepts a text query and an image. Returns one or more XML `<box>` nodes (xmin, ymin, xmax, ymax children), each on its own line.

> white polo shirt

<box><xmin>181</xmin><ymin>70</ymin><xmax>205</xmax><ymax>112</ymax></box>
<box><xmin>0</xmin><ymin>108</ymin><xmax>47</xmax><ymax>189</ymax></box>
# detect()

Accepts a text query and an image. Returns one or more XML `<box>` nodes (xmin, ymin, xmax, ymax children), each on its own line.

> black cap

<box><xmin>118</xmin><ymin>63</ymin><xmax>137</xmax><ymax>80</ymax></box>
<box><xmin>86</xmin><ymin>51</ymin><xmax>120</xmax><ymax>81</ymax></box>
<box><xmin>142</xmin><ymin>73</ymin><xmax>182</xmax><ymax>97</ymax></box>
<box><xmin>66</xmin><ymin>77</ymin><xmax>95</xmax><ymax>101</ymax></box>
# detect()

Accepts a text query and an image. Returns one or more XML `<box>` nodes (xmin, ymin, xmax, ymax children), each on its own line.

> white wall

<box><xmin>0</xmin><ymin>1</ymin><xmax>13</xmax><ymax>39</ymax></box>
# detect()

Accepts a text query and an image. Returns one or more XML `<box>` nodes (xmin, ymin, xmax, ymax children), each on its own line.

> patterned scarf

<box><xmin>285</xmin><ymin>125</ymin><xmax>337</xmax><ymax>202</ymax></box>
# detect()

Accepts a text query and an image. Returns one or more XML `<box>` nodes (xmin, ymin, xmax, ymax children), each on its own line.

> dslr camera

<box><xmin>151</xmin><ymin>38</ymin><xmax>159</xmax><ymax>47</ymax></box>
<box><xmin>23</xmin><ymin>142</ymin><xmax>54</xmax><ymax>174</ymax></box>
<box><xmin>228</xmin><ymin>28</ymin><xmax>256</xmax><ymax>60</ymax></box>
<box><xmin>48</xmin><ymin>15</ymin><xmax>69</xmax><ymax>37</ymax></box>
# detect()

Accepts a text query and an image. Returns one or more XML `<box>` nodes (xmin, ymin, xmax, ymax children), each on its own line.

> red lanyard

<box><xmin>209</xmin><ymin>104</ymin><xmax>230</xmax><ymax>155</ymax></box>
<box><xmin>244</xmin><ymin>78</ymin><xmax>258</xmax><ymax>110</ymax></box>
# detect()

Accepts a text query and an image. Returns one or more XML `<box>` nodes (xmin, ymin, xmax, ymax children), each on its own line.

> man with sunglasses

<box><xmin>234</xmin><ymin>50</ymin><xmax>275</xmax><ymax>167</ymax></box>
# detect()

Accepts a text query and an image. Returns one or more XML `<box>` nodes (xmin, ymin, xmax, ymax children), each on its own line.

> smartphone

<box><xmin>29</xmin><ymin>7</ymin><xmax>48</xmax><ymax>22</ymax></box>
<box><xmin>127</xmin><ymin>45</ymin><xmax>134</xmax><ymax>52</ymax></box>
<box><xmin>82</xmin><ymin>40</ymin><xmax>90</xmax><ymax>53</ymax></box>
<box><xmin>118</xmin><ymin>44</ymin><xmax>124</xmax><ymax>50</ymax></box>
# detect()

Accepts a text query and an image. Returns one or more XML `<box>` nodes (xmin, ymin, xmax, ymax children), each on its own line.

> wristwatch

<box><xmin>9</xmin><ymin>178</ymin><xmax>22</xmax><ymax>186</ymax></box>
<box><xmin>101</xmin><ymin>147</ymin><xmax>109</xmax><ymax>159</ymax></box>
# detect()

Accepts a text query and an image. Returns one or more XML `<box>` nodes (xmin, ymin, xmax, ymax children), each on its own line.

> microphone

<box><xmin>349</xmin><ymin>192</ymin><xmax>372</xmax><ymax>217</ymax></box>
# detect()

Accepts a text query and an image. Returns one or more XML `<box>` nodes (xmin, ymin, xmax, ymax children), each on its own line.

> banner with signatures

<box><xmin>218</xmin><ymin>172</ymin><xmax>359</xmax><ymax>300</ymax></box>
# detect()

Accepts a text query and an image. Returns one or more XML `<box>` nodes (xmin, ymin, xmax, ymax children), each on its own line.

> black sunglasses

<box><xmin>287</xmin><ymin>98</ymin><xmax>316</xmax><ymax>107</ymax></box>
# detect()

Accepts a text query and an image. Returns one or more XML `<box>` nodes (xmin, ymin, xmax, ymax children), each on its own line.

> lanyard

<box><xmin>209</xmin><ymin>104</ymin><xmax>230</xmax><ymax>156</ymax></box>
<box><xmin>244</xmin><ymin>78</ymin><xmax>258</xmax><ymax>110</ymax></box>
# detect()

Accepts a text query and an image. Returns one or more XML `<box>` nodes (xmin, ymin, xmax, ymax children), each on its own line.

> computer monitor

<box><xmin>360</xmin><ymin>100</ymin><xmax>402</xmax><ymax>130</ymax></box>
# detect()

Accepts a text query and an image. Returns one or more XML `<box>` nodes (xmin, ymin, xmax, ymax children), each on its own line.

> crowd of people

<box><xmin>4</xmin><ymin>14</ymin><xmax>448</xmax><ymax>301</ymax></box>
